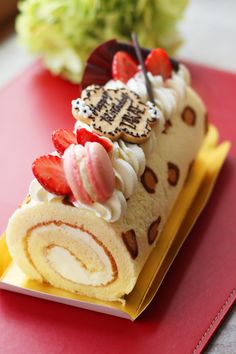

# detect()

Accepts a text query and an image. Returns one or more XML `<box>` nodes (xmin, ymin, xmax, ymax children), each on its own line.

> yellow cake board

<box><xmin>0</xmin><ymin>125</ymin><xmax>230</xmax><ymax>320</ymax></box>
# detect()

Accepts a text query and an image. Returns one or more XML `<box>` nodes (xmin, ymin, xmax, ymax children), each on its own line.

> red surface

<box><xmin>0</xmin><ymin>62</ymin><xmax>236</xmax><ymax>354</ymax></box>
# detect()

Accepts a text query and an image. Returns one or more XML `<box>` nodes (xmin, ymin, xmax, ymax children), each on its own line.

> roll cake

<box><xmin>6</xmin><ymin>42</ymin><xmax>207</xmax><ymax>302</ymax></box>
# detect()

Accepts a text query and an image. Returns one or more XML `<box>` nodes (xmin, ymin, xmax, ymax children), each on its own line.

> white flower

<box><xmin>71</xmin><ymin>98</ymin><xmax>92</xmax><ymax>118</ymax></box>
<box><xmin>147</xmin><ymin>101</ymin><xmax>165</xmax><ymax>124</ymax></box>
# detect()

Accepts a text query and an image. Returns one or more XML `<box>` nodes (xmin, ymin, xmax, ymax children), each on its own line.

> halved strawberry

<box><xmin>112</xmin><ymin>51</ymin><xmax>138</xmax><ymax>83</ymax></box>
<box><xmin>145</xmin><ymin>48</ymin><xmax>172</xmax><ymax>80</ymax></box>
<box><xmin>32</xmin><ymin>155</ymin><xmax>71</xmax><ymax>196</ymax></box>
<box><xmin>52</xmin><ymin>129</ymin><xmax>77</xmax><ymax>155</ymax></box>
<box><xmin>76</xmin><ymin>128</ymin><xmax>113</xmax><ymax>153</ymax></box>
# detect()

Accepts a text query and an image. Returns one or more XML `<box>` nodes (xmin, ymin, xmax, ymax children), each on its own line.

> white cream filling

<box><xmin>46</xmin><ymin>225</ymin><xmax>114</xmax><ymax>286</ymax></box>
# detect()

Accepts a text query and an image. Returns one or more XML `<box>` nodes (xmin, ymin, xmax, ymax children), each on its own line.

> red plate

<box><xmin>0</xmin><ymin>61</ymin><xmax>235</xmax><ymax>354</ymax></box>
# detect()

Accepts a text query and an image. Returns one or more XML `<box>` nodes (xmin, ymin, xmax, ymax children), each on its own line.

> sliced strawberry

<box><xmin>76</xmin><ymin>128</ymin><xmax>113</xmax><ymax>153</ymax></box>
<box><xmin>112</xmin><ymin>51</ymin><xmax>138</xmax><ymax>83</ymax></box>
<box><xmin>32</xmin><ymin>155</ymin><xmax>71</xmax><ymax>196</ymax></box>
<box><xmin>52</xmin><ymin>129</ymin><xmax>77</xmax><ymax>155</ymax></box>
<box><xmin>145</xmin><ymin>48</ymin><xmax>172</xmax><ymax>80</ymax></box>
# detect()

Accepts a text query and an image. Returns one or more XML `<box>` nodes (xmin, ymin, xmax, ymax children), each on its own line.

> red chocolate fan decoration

<box><xmin>81</xmin><ymin>39</ymin><xmax>179</xmax><ymax>90</ymax></box>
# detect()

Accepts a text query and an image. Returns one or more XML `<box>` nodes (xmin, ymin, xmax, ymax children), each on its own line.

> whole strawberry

<box><xmin>145</xmin><ymin>48</ymin><xmax>172</xmax><ymax>80</ymax></box>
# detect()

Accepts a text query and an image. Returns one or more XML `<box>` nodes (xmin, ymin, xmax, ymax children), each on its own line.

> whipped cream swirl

<box><xmin>72</xmin><ymin>190</ymin><xmax>127</xmax><ymax>223</ymax></box>
<box><xmin>105</xmin><ymin>64</ymin><xmax>190</xmax><ymax>119</ymax></box>
<box><xmin>29</xmin><ymin>179</ymin><xmax>63</xmax><ymax>203</ymax></box>
<box><xmin>112</xmin><ymin>140</ymin><xmax>145</xmax><ymax>199</ymax></box>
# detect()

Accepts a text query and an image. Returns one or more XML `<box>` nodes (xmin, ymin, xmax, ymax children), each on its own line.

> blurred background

<box><xmin>0</xmin><ymin>0</ymin><xmax>235</xmax><ymax>352</ymax></box>
<box><xmin>1</xmin><ymin>0</ymin><xmax>236</xmax><ymax>88</ymax></box>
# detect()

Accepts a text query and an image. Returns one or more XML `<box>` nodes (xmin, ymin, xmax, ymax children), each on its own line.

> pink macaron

<box><xmin>63</xmin><ymin>142</ymin><xmax>115</xmax><ymax>205</ymax></box>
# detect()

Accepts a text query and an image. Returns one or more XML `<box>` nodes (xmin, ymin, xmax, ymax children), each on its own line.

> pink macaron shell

<box><xmin>63</xmin><ymin>144</ymin><xmax>92</xmax><ymax>205</ymax></box>
<box><xmin>85</xmin><ymin>142</ymin><xmax>115</xmax><ymax>203</ymax></box>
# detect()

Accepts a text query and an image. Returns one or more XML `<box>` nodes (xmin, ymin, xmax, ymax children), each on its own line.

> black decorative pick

<box><xmin>131</xmin><ymin>32</ymin><xmax>155</xmax><ymax>103</ymax></box>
